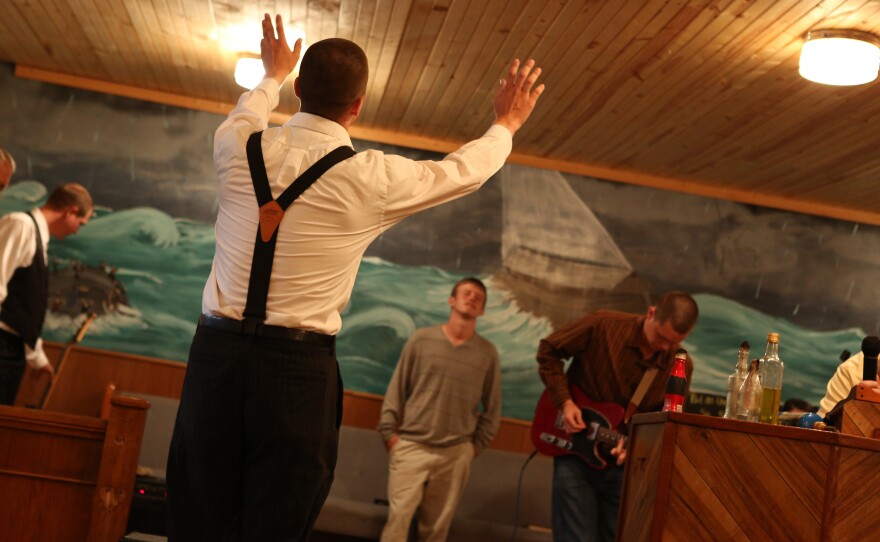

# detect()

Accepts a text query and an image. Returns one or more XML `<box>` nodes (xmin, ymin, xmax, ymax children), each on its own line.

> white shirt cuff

<box><xmin>25</xmin><ymin>339</ymin><xmax>50</xmax><ymax>369</ymax></box>
<box><xmin>486</xmin><ymin>123</ymin><xmax>515</xmax><ymax>140</ymax></box>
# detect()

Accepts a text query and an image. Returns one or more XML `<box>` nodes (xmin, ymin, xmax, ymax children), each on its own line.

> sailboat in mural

<box><xmin>495</xmin><ymin>166</ymin><xmax>650</xmax><ymax>327</ymax></box>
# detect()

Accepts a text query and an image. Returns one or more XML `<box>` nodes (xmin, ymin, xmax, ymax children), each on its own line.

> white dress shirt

<box><xmin>203</xmin><ymin>78</ymin><xmax>513</xmax><ymax>334</ymax></box>
<box><xmin>0</xmin><ymin>208</ymin><xmax>50</xmax><ymax>368</ymax></box>
<box><xmin>818</xmin><ymin>352</ymin><xmax>867</xmax><ymax>416</ymax></box>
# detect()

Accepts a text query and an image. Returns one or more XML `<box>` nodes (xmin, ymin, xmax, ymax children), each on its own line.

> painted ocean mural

<box><xmin>4</xmin><ymin>63</ymin><xmax>876</xmax><ymax>421</ymax></box>
<box><xmin>0</xmin><ymin>181</ymin><xmax>860</xmax><ymax>420</ymax></box>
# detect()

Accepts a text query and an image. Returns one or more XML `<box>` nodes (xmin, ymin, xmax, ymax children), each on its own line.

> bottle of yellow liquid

<box><xmin>758</xmin><ymin>332</ymin><xmax>783</xmax><ymax>424</ymax></box>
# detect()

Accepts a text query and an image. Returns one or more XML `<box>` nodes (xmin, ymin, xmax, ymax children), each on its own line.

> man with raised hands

<box><xmin>167</xmin><ymin>13</ymin><xmax>544</xmax><ymax>542</ymax></box>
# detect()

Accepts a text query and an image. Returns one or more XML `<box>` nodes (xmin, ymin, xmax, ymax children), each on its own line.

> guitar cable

<box><xmin>508</xmin><ymin>449</ymin><xmax>539</xmax><ymax>542</ymax></box>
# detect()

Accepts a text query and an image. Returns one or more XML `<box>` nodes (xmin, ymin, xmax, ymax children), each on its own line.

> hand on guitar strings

<box><xmin>610</xmin><ymin>438</ymin><xmax>627</xmax><ymax>465</ymax></box>
<box><xmin>561</xmin><ymin>399</ymin><xmax>587</xmax><ymax>433</ymax></box>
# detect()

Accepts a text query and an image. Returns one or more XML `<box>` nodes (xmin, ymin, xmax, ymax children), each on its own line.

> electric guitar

<box><xmin>531</xmin><ymin>385</ymin><xmax>627</xmax><ymax>469</ymax></box>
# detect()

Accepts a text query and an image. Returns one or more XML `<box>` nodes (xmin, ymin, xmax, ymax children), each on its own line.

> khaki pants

<box><xmin>380</xmin><ymin>439</ymin><xmax>474</xmax><ymax>542</ymax></box>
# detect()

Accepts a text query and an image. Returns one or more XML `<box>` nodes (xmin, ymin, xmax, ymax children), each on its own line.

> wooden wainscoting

<box><xmin>342</xmin><ymin>389</ymin><xmax>536</xmax><ymax>454</ymax></box>
<box><xmin>16</xmin><ymin>343</ymin><xmax>540</xmax><ymax>454</ymax></box>
<box><xmin>16</xmin><ymin>343</ymin><xmax>185</xmax><ymax>417</ymax></box>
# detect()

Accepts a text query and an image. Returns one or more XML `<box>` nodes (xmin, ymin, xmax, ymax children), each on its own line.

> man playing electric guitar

<box><xmin>535</xmin><ymin>292</ymin><xmax>698</xmax><ymax>542</ymax></box>
<box><xmin>531</xmin><ymin>382</ymin><xmax>628</xmax><ymax>470</ymax></box>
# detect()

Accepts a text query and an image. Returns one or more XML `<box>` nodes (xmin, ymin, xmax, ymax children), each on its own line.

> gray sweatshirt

<box><xmin>378</xmin><ymin>326</ymin><xmax>501</xmax><ymax>454</ymax></box>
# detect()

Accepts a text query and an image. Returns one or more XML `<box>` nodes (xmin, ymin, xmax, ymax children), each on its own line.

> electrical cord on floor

<box><xmin>509</xmin><ymin>449</ymin><xmax>539</xmax><ymax>542</ymax></box>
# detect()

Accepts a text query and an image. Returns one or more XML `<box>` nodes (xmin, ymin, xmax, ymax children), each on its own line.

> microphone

<box><xmin>861</xmin><ymin>336</ymin><xmax>880</xmax><ymax>381</ymax></box>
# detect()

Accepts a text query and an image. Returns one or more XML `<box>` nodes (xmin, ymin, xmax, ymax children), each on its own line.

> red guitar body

<box><xmin>531</xmin><ymin>385</ymin><xmax>626</xmax><ymax>469</ymax></box>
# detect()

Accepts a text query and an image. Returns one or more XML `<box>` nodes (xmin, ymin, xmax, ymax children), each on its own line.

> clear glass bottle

<box><xmin>735</xmin><ymin>359</ymin><xmax>763</xmax><ymax>422</ymax></box>
<box><xmin>723</xmin><ymin>341</ymin><xmax>750</xmax><ymax>419</ymax></box>
<box><xmin>758</xmin><ymin>332</ymin><xmax>784</xmax><ymax>424</ymax></box>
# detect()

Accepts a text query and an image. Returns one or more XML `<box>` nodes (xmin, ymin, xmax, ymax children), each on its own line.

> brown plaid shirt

<box><xmin>536</xmin><ymin>310</ymin><xmax>693</xmax><ymax>414</ymax></box>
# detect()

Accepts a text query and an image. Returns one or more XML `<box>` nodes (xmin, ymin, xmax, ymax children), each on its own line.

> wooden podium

<box><xmin>617</xmin><ymin>412</ymin><xmax>880</xmax><ymax>542</ymax></box>
<box><xmin>828</xmin><ymin>384</ymin><xmax>880</xmax><ymax>439</ymax></box>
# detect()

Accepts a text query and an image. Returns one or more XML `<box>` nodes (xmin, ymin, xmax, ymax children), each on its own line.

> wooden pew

<box><xmin>0</xmin><ymin>396</ymin><xmax>149</xmax><ymax>542</ymax></box>
<box><xmin>10</xmin><ymin>343</ymin><xmax>553</xmax><ymax>539</ymax></box>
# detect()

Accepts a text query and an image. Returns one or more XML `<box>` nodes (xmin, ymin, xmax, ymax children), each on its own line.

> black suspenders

<box><xmin>241</xmin><ymin>130</ymin><xmax>356</xmax><ymax>328</ymax></box>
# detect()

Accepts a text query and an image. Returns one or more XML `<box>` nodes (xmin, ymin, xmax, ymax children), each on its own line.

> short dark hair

<box><xmin>451</xmin><ymin>277</ymin><xmax>488</xmax><ymax>307</ymax></box>
<box><xmin>653</xmin><ymin>291</ymin><xmax>698</xmax><ymax>334</ymax></box>
<box><xmin>298</xmin><ymin>38</ymin><xmax>369</xmax><ymax>120</ymax></box>
<box><xmin>45</xmin><ymin>183</ymin><xmax>93</xmax><ymax>217</ymax></box>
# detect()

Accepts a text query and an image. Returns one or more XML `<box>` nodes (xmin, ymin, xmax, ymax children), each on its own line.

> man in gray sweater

<box><xmin>378</xmin><ymin>277</ymin><xmax>502</xmax><ymax>542</ymax></box>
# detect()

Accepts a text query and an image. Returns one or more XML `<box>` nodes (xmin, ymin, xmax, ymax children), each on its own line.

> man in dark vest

<box><xmin>0</xmin><ymin>183</ymin><xmax>94</xmax><ymax>405</ymax></box>
<box><xmin>167</xmin><ymin>12</ymin><xmax>545</xmax><ymax>542</ymax></box>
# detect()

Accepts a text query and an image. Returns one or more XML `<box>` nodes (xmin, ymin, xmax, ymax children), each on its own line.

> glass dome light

<box><xmin>234</xmin><ymin>56</ymin><xmax>264</xmax><ymax>90</ymax></box>
<box><xmin>799</xmin><ymin>29</ymin><xmax>880</xmax><ymax>86</ymax></box>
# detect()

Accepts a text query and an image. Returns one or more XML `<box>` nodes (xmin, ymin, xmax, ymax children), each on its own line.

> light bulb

<box><xmin>234</xmin><ymin>57</ymin><xmax>264</xmax><ymax>90</ymax></box>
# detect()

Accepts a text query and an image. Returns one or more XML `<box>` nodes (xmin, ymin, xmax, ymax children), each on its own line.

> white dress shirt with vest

<box><xmin>0</xmin><ymin>208</ymin><xmax>51</xmax><ymax>369</ymax></box>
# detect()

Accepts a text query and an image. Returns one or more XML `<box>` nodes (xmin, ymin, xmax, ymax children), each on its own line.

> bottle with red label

<box><xmin>662</xmin><ymin>349</ymin><xmax>688</xmax><ymax>413</ymax></box>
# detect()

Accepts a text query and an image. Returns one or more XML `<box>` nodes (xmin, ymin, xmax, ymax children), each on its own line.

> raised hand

<box><xmin>261</xmin><ymin>14</ymin><xmax>303</xmax><ymax>86</ymax></box>
<box><xmin>610</xmin><ymin>438</ymin><xmax>627</xmax><ymax>465</ymax></box>
<box><xmin>493</xmin><ymin>58</ymin><xmax>545</xmax><ymax>135</ymax></box>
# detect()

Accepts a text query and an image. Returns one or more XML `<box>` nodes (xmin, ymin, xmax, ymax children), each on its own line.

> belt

<box><xmin>198</xmin><ymin>315</ymin><xmax>334</xmax><ymax>347</ymax></box>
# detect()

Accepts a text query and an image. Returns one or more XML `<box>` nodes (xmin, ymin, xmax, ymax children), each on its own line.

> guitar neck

<box><xmin>596</xmin><ymin>427</ymin><xmax>626</xmax><ymax>447</ymax></box>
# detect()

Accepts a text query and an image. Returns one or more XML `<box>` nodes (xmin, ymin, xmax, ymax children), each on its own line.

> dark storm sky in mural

<box><xmin>567</xmin><ymin>178</ymin><xmax>880</xmax><ymax>334</ymax></box>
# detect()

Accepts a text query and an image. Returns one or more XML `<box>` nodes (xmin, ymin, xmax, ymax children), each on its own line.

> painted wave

<box><xmin>1</xmin><ymin>181</ymin><xmax>862</xmax><ymax>419</ymax></box>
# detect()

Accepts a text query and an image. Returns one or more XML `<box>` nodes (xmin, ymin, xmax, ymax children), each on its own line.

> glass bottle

<box><xmin>723</xmin><ymin>341</ymin><xmax>750</xmax><ymax>419</ymax></box>
<box><xmin>735</xmin><ymin>359</ymin><xmax>763</xmax><ymax>422</ymax></box>
<box><xmin>758</xmin><ymin>332</ymin><xmax>784</xmax><ymax>424</ymax></box>
<box><xmin>662</xmin><ymin>349</ymin><xmax>688</xmax><ymax>413</ymax></box>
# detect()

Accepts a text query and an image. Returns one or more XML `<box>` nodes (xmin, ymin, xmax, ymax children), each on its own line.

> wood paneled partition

<box><xmin>0</xmin><ymin>396</ymin><xmax>149</xmax><ymax>542</ymax></box>
<box><xmin>343</xmin><ymin>389</ymin><xmax>536</xmax><ymax>454</ymax></box>
<box><xmin>16</xmin><ymin>342</ymin><xmax>539</xmax><ymax>454</ymax></box>
<box><xmin>15</xmin><ymin>343</ymin><xmax>185</xmax><ymax>417</ymax></box>
<box><xmin>618</xmin><ymin>412</ymin><xmax>880</xmax><ymax>542</ymax></box>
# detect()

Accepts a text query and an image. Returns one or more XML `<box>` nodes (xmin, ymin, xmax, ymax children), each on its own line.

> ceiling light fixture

<box><xmin>234</xmin><ymin>55</ymin><xmax>264</xmax><ymax>90</ymax></box>
<box><xmin>799</xmin><ymin>29</ymin><xmax>880</xmax><ymax>86</ymax></box>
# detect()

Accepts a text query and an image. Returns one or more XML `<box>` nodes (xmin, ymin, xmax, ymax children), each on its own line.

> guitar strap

<box><xmin>623</xmin><ymin>367</ymin><xmax>659</xmax><ymax>424</ymax></box>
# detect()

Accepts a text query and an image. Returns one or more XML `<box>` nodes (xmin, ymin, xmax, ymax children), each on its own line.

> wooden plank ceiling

<box><xmin>2</xmin><ymin>0</ymin><xmax>880</xmax><ymax>223</ymax></box>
